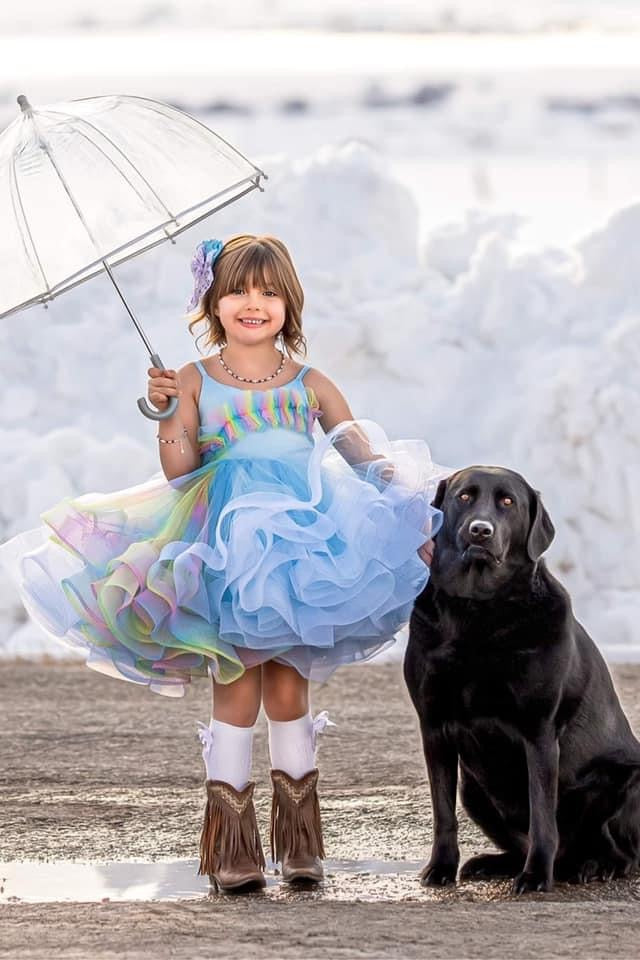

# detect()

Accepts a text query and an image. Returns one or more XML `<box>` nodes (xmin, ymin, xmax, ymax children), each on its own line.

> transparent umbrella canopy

<box><xmin>0</xmin><ymin>93</ymin><xmax>268</xmax><ymax>419</ymax></box>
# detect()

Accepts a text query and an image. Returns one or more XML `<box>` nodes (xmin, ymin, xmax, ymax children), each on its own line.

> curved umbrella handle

<box><xmin>137</xmin><ymin>352</ymin><xmax>179</xmax><ymax>421</ymax></box>
<box><xmin>137</xmin><ymin>395</ymin><xmax>178</xmax><ymax>420</ymax></box>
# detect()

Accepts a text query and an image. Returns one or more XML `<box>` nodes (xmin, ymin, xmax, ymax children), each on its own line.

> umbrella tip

<box><xmin>17</xmin><ymin>94</ymin><xmax>33</xmax><ymax>115</ymax></box>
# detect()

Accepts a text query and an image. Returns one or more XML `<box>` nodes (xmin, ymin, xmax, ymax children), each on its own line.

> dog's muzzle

<box><xmin>462</xmin><ymin>520</ymin><xmax>503</xmax><ymax>565</ymax></box>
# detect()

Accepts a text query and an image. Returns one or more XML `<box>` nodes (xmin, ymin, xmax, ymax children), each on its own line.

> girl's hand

<box><xmin>418</xmin><ymin>539</ymin><xmax>435</xmax><ymax>567</ymax></box>
<box><xmin>147</xmin><ymin>366</ymin><xmax>181</xmax><ymax>411</ymax></box>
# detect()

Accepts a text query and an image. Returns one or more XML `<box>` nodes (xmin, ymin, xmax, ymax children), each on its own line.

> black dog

<box><xmin>404</xmin><ymin>465</ymin><xmax>640</xmax><ymax>894</ymax></box>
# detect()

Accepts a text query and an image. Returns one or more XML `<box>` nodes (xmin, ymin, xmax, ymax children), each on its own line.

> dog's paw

<box><xmin>556</xmin><ymin>856</ymin><xmax>631</xmax><ymax>884</ymax></box>
<box><xmin>511</xmin><ymin>870</ymin><xmax>553</xmax><ymax>895</ymax></box>
<box><xmin>460</xmin><ymin>852</ymin><xmax>523</xmax><ymax>881</ymax></box>
<box><xmin>419</xmin><ymin>861</ymin><xmax>458</xmax><ymax>887</ymax></box>
<box><xmin>578</xmin><ymin>859</ymin><xmax>609</xmax><ymax>883</ymax></box>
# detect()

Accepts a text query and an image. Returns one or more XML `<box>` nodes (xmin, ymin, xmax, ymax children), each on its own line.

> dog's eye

<box><xmin>502</xmin><ymin>497</ymin><xmax>514</xmax><ymax>506</ymax></box>
<box><xmin>459</xmin><ymin>493</ymin><xmax>471</xmax><ymax>501</ymax></box>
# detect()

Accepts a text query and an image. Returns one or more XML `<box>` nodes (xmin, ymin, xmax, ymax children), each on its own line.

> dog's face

<box><xmin>429</xmin><ymin>466</ymin><xmax>555</xmax><ymax>599</ymax></box>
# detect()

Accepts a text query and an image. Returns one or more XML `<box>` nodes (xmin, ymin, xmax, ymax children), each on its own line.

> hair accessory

<box><xmin>187</xmin><ymin>239</ymin><xmax>224</xmax><ymax>312</ymax></box>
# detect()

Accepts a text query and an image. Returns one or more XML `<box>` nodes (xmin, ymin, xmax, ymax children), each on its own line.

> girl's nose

<box><xmin>245</xmin><ymin>291</ymin><xmax>262</xmax><ymax>309</ymax></box>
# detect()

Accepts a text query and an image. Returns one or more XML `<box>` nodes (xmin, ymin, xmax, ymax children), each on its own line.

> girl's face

<box><xmin>215</xmin><ymin>277</ymin><xmax>286</xmax><ymax>346</ymax></box>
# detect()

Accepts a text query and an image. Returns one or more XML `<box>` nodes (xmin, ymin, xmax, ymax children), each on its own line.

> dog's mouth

<box><xmin>462</xmin><ymin>544</ymin><xmax>503</xmax><ymax>566</ymax></box>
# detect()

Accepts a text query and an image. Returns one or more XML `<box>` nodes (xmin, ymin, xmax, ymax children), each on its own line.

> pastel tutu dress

<box><xmin>0</xmin><ymin>361</ymin><xmax>448</xmax><ymax>696</ymax></box>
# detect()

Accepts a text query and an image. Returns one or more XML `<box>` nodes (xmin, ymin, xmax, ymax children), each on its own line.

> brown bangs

<box><xmin>218</xmin><ymin>245</ymin><xmax>284</xmax><ymax>299</ymax></box>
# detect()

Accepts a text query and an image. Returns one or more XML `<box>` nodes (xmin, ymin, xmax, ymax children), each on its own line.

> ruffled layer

<box><xmin>0</xmin><ymin>418</ymin><xmax>449</xmax><ymax>696</ymax></box>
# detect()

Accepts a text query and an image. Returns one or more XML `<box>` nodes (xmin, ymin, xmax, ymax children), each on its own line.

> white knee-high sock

<box><xmin>268</xmin><ymin>710</ymin><xmax>335</xmax><ymax>779</ymax></box>
<box><xmin>196</xmin><ymin>718</ymin><xmax>255</xmax><ymax>791</ymax></box>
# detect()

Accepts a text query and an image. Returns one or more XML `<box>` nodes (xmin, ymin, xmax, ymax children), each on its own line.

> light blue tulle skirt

<box><xmin>0</xmin><ymin>419</ymin><xmax>448</xmax><ymax>696</ymax></box>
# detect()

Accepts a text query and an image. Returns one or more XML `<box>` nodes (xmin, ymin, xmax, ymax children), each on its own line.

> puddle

<box><xmin>2</xmin><ymin>858</ymin><xmax>638</xmax><ymax>904</ymax></box>
<box><xmin>0</xmin><ymin>858</ymin><xmax>425</xmax><ymax>904</ymax></box>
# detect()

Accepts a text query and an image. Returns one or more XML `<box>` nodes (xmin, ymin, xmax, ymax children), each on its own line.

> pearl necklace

<box><xmin>218</xmin><ymin>347</ymin><xmax>287</xmax><ymax>383</ymax></box>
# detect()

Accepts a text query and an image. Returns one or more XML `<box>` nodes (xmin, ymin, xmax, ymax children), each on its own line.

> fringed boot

<box><xmin>270</xmin><ymin>767</ymin><xmax>325</xmax><ymax>882</ymax></box>
<box><xmin>198</xmin><ymin>779</ymin><xmax>266</xmax><ymax>892</ymax></box>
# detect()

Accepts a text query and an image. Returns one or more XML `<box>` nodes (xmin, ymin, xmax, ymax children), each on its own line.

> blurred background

<box><xmin>0</xmin><ymin>1</ymin><xmax>638</xmax><ymax>661</ymax></box>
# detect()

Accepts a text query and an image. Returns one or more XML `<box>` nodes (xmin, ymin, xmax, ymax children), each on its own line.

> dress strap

<box><xmin>296</xmin><ymin>364</ymin><xmax>310</xmax><ymax>382</ymax></box>
<box><xmin>194</xmin><ymin>358</ymin><xmax>228</xmax><ymax>409</ymax></box>
<box><xmin>195</xmin><ymin>359</ymin><xmax>226</xmax><ymax>390</ymax></box>
<box><xmin>194</xmin><ymin>359</ymin><xmax>210</xmax><ymax>381</ymax></box>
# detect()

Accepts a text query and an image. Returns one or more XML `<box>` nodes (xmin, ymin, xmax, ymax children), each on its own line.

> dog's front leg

<box><xmin>419</xmin><ymin>720</ymin><xmax>460</xmax><ymax>886</ymax></box>
<box><xmin>512</xmin><ymin>728</ymin><xmax>559</xmax><ymax>894</ymax></box>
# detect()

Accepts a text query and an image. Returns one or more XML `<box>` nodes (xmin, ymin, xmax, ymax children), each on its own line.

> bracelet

<box><xmin>157</xmin><ymin>427</ymin><xmax>188</xmax><ymax>454</ymax></box>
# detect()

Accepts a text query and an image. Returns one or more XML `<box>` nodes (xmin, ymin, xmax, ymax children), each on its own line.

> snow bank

<box><xmin>1</xmin><ymin>140</ymin><xmax>638</xmax><ymax>661</ymax></box>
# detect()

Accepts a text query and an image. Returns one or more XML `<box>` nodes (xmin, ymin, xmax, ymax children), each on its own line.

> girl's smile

<box><xmin>217</xmin><ymin>283</ymin><xmax>286</xmax><ymax>340</ymax></box>
<box><xmin>238</xmin><ymin>316</ymin><xmax>268</xmax><ymax>327</ymax></box>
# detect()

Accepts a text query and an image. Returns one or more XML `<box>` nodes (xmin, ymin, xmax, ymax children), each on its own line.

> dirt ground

<box><xmin>1</xmin><ymin>660</ymin><xmax>640</xmax><ymax>960</ymax></box>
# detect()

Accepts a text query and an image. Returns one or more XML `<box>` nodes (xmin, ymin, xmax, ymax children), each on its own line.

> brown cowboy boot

<box><xmin>270</xmin><ymin>768</ymin><xmax>325</xmax><ymax>882</ymax></box>
<box><xmin>198</xmin><ymin>779</ymin><xmax>266</xmax><ymax>892</ymax></box>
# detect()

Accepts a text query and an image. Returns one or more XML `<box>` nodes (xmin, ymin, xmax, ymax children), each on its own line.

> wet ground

<box><xmin>1</xmin><ymin>661</ymin><xmax>640</xmax><ymax>958</ymax></box>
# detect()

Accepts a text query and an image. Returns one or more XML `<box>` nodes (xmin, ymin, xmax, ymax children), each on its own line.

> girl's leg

<box><xmin>262</xmin><ymin>660</ymin><xmax>314</xmax><ymax>778</ymax></box>
<box><xmin>199</xmin><ymin>666</ymin><xmax>261</xmax><ymax>790</ymax></box>
<box><xmin>262</xmin><ymin>659</ymin><xmax>309</xmax><ymax>720</ymax></box>
<box><xmin>197</xmin><ymin>666</ymin><xmax>265</xmax><ymax>890</ymax></box>
<box><xmin>263</xmin><ymin>659</ymin><xmax>326</xmax><ymax>882</ymax></box>
<box><xmin>212</xmin><ymin>664</ymin><xmax>262</xmax><ymax>726</ymax></box>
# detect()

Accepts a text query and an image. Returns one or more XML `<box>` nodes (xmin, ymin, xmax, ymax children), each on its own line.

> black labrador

<box><xmin>404</xmin><ymin>465</ymin><xmax>640</xmax><ymax>894</ymax></box>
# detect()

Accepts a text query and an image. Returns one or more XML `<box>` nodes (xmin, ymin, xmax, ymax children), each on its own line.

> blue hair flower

<box><xmin>186</xmin><ymin>238</ymin><xmax>224</xmax><ymax>312</ymax></box>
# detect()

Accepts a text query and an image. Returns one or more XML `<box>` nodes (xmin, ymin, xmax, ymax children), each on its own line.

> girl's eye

<box><xmin>230</xmin><ymin>288</ymin><xmax>277</xmax><ymax>296</ymax></box>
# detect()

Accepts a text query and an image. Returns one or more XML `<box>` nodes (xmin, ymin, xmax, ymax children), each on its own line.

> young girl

<box><xmin>0</xmin><ymin>233</ymin><xmax>447</xmax><ymax>893</ymax></box>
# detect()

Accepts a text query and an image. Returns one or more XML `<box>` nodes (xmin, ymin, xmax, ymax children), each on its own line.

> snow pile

<box><xmin>0</xmin><ymin>140</ymin><xmax>638</xmax><ymax>661</ymax></box>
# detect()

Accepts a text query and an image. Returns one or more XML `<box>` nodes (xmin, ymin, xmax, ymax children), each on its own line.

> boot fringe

<box><xmin>198</xmin><ymin>779</ymin><xmax>266</xmax><ymax>877</ymax></box>
<box><xmin>270</xmin><ymin>768</ymin><xmax>325</xmax><ymax>864</ymax></box>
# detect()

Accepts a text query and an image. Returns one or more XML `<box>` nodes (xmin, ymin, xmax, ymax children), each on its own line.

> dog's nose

<box><xmin>468</xmin><ymin>519</ymin><xmax>494</xmax><ymax>541</ymax></box>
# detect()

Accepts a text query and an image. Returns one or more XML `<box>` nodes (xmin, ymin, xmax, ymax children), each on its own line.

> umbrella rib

<box><xmin>115</xmin><ymin>95</ymin><xmax>267</xmax><ymax>178</ymax></box>
<box><xmin>34</xmin><ymin>119</ymin><xmax>102</xmax><ymax>255</ymax></box>
<box><xmin>41</xmin><ymin>109</ymin><xmax>178</xmax><ymax>226</ymax></box>
<box><xmin>164</xmin><ymin>174</ymin><xmax>265</xmax><ymax>233</ymax></box>
<box><xmin>0</xmin><ymin>176</ymin><xmax>262</xmax><ymax>320</ymax></box>
<box><xmin>50</xmin><ymin>174</ymin><xmax>261</xmax><ymax>286</ymax></box>
<box><xmin>9</xmin><ymin>152</ymin><xmax>52</xmax><ymax>293</ymax></box>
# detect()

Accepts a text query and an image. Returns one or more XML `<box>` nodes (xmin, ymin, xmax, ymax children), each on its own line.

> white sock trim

<box><xmin>268</xmin><ymin>710</ymin><xmax>336</xmax><ymax>779</ymax></box>
<box><xmin>196</xmin><ymin>717</ymin><xmax>256</xmax><ymax>791</ymax></box>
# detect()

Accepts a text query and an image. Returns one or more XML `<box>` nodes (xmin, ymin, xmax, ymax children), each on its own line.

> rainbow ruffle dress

<box><xmin>0</xmin><ymin>360</ymin><xmax>449</xmax><ymax>696</ymax></box>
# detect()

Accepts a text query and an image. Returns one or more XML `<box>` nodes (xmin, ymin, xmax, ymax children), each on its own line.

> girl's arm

<box><xmin>305</xmin><ymin>368</ymin><xmax>354</xmax><ymax>433</ymax></box>
<box><xmin>151</xmin><ymin>363</ymin><xmax>202</xmax><ymax>481</ymax></box>
<box><xmin>307</xmin><ymin>368</ymin><xmax>436</xmax><ymax>566</ymax></box>
<box><xmin>305</xmin><ymin>368</ymin><xmax>387</xmax><ymax>468</ymax></box>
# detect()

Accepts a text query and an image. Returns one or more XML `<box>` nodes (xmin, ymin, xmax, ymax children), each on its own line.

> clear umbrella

<box><xmin>0</xmin><ymin>93</ymin><xmax>268</xmax><ymax>418</ymax></box>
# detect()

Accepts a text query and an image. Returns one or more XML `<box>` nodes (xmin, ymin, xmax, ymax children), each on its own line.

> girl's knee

<box><xmin>214</xmin><ymin>702</ymin><xmax>260</xmax><ymax>726</ymax></box>
<box><xmin>212</xmin><ymin>666</ymin><xmax>261</xmax><ymax>725</ymax></box>
<box><xmin>262</xmin><ymin>661</ymin><xmax>309</xmax><ymax>720</ymax></box>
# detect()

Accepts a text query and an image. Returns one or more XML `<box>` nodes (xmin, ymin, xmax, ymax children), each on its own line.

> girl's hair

<box><xmin>187</xmin><ymin>234</ymin><xmax>307</xmax><ymax>357</ymax></box>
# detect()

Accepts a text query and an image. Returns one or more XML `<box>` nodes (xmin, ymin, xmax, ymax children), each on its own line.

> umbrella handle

<box><xmin>137</xmin><ymin>395</ymin><xmax>178</xmax><ymax>420</ymax></box>
<box><xmin>137</xmin><ymin>352</ymin><xmax>179</xmax><ymax>421</ymax></box>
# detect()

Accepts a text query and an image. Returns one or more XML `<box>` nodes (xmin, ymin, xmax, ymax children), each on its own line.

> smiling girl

<box><xmin>3</xmin><ymin>233</ymin><xmax>448</xmax><ymax>894</ymax></box>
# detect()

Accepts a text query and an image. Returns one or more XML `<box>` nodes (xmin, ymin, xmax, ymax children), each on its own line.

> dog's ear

<box><xmin>431</xmin><ymin>476</ymin><xmax>450</xmax><ymax>510</ymax></box>
<box><xmin>526</xmin><ymin>488</ymin><xmax>555</xmax><ymax>561</ymax></box>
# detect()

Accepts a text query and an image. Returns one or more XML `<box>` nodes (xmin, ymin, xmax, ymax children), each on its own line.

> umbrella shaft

<box><xmin>102</xmin><ymin>259</ymin><xmax>155</xmax><ymax>356</ymax></box>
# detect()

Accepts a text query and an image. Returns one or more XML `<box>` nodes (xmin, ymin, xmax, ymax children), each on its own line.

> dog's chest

<box><xmin>413</xmin><ymin>616</ymin><xmax>532</xmax><ymax>731</ymax></box>
<box><xmin>437</xmin><ymin>655</ymin><xmax>523</xmax><ymax>729</ymax></box>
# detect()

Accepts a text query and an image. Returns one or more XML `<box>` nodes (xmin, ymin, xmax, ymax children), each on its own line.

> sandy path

<box><xmin>1</xmin><ymin>661</ymin><xmax>640</xmax><ymax>959</ymax></box>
